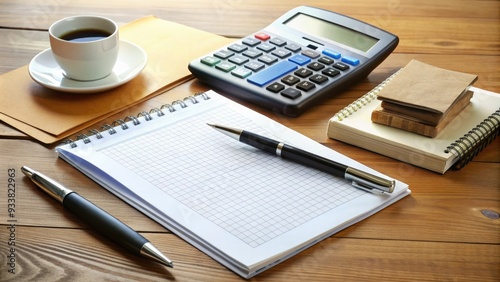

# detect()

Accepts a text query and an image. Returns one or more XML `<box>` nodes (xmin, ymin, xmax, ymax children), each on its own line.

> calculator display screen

<box><xmin>284</xmin><ymin>13</ymin><xmax>379</xmax><ymax>52</ymax></box>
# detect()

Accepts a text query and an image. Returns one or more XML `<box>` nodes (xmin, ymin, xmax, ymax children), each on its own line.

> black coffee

<box><xmin>60</xmin><ymin>29</ymin><xmax>111</xmax><ymax>42</ymax></box>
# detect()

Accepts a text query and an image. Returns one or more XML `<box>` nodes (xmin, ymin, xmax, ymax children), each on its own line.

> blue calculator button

<box><xmin>322</xmin><ymin>49</ymin><xmax>341</xmax><ymax>59</ymax></box>
<box><xmin>248</xmin><ymin>61</ymin><xmax>298</xmax><ymax>87</ymax></box>
<box><xmin>341</xmin><ymin>56</ymin><xmax>360</xmax><ymax>66</ymax></box>
<box><xmin>288</xmin><ymin>54</ymin><xmax>311</xmax><ymax>66</ymax></box>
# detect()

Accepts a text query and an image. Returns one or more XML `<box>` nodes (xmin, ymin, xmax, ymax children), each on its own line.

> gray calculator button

<box><xmin>229</xmin><ymin>55</ymin><xmax>250</xmax><ymax>65</ymax></box>
<box><xmin>270</xmin><ymin>37</ymin><xmax>287</xmax><ymax>46</ymax></box>
<box><xmin>243</xmin><ymin>50</ymin><xmax>263</xmax><ymax>59</ymax></box>
<box><xmin>245</xmin><ymin>61</ymin><xmax>265</xmax><ymax>72</ymax></box>
<box><xmin>242</xmin><ymin>37</ymin><xmax>261</xmax><ymax>46</ymax></box>
<box><xmin>257</xmin><ymin>43</ymin><xmax>276</xmax><ymax>52</ymax></box>
<box><xmin>258</xmin><ymin>54</ymin><xmax>278</xmax><ymax>65</ymax></box>
<box><xmin>272</xmin><ymin>49</ymin><xmax>291</xmax><ymax>58</ymax></box>
<box><xmin>301</xmin><ymin>50</ymin><xmax>320</xmax><ymax>59</ymax></box>
<box><xmin>285</xmin><ymin>43</ymin><xmax>302</xmax><ymax>52</ymax></box>
<box><xmin>214</xmin><ymin>50</ymin><xmax>234</xmax><ymax>59</ymax></box>
<box><xmin>228</xmin><ymin>44</ymin><xmax>248</xmax><ymax>53</ymax></box>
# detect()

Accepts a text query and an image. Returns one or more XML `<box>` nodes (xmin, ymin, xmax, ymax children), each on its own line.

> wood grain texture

<box><xmin>0</xmin><ymin>1</ymin><xmax>499</xmax><ymax>53</ymax></box>
<box><xmin>1</xmin><ymin>138</ymin><xmax>498</xmax><ymax>243</ymax></box>
<box><xmin>0</xmin><ymin>0</ymin><xmax>499</xmax><ymax>281</ymax></box>
<box><xmin>1</xmin><ymin>227</ymin><xmax>498</xmax><ymax>281</ymax></box>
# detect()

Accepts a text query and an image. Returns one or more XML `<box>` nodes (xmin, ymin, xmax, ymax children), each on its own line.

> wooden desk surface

<box><xmin>0</xmin><ymin>0</ymin><xmax>498</xmax><ymax>281</ymax></box>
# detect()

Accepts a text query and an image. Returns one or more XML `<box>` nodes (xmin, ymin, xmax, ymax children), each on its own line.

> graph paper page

<box><xmin>56</xmin><ymin>90</ymin><xmax>410</xmax><ymax>277</ymax></box>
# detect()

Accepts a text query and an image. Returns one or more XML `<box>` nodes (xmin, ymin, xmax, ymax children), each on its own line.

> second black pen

<box><xmin>207</xmin><ymin>123</ymin><xmax>395</xmax><ymax>193</ymax></box>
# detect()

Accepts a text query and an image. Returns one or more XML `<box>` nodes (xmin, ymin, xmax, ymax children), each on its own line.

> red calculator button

<box><xmin>255</xmin><ymin>33</ymin><xmax>270</xmax><ymax>41</ymax></box>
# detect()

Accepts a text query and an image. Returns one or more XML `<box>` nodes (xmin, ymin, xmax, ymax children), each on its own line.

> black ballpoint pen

<box><xmin>207</xmin><ymin>123</ymin><xmax>395</xmax><ymax>193</ymax></box>
<box><xmin>21</xmin><ymin>166</ymin><xmax>174</xmax><ymax>268</ymax></box>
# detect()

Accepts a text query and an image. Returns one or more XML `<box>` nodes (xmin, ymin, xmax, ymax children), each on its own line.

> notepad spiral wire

<box><xmin>332</xmin><ymin>69</ymin><xmax>500</xmax><ymax>170</ymax></box>
<box><xmin>63</xmin><ymin>92</ymin><xmax>211</xmax><ymax>148</ymax></box>
<box><xmin>445</xmin><ymin>108</ymin><xmax>500</xmax><ymax>169</ymax></box>
<box><xmin>333</xmin><ymin>70</ymin><xmax>401</xmax><ymax>121</ymax></box>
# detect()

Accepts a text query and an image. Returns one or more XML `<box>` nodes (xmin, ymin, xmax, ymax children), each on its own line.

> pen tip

<box><xmin>141</xmin><ymin>242</ymin><xmax>174</xmax><ymax>268</ymax></box>
<box><xmin>21</xmin><ymin>166</ymin><xmax>34</xmax><ymax>178</ymax></box>
<box><xmin>206</xmin><ymin>122</ymin><xmax>215</xmax><ymax>128</ymax></box>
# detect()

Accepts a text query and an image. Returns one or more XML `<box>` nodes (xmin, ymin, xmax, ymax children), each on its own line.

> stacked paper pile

<box><xmin>371</xmin><ymin>60</ymin><xmax>477</xmax><ymax>137</ymax></box>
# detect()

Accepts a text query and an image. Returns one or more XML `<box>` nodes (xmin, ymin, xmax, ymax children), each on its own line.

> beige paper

<box><xmin>376</xmin><ymin>60</ymin><xmax>477</xmax><ymax>114</ymax></box>
<box><xmin>0</xmin><ymin>16</ymin><xmax>234</xmax><ymax>144</ymax></box>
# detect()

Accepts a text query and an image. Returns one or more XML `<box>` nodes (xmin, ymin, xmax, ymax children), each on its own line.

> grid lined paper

<box><xmin>100</xmin><ymin>105</ymin><xmax>364</xmax><ymax>247</ymax></box>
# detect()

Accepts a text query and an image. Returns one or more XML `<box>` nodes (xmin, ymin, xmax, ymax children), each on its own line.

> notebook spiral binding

<box><xmin>332</xmin><ymin>69</ymin><xmax>499</xmax><ymax>170</ymax></box>
<box><xmin>445</xmin><ymin>109</ymin><xmax>500</xmax><ymax>169</ymax></box>
<box><xmin>333</xmin><ymin>70</ymin><xmax>401</xmax><ymax>121</ymax></box>
<box><xmin>63</xmin><ymin>92</ymin><xmax>211</xmax><ymax>148</ymax></box>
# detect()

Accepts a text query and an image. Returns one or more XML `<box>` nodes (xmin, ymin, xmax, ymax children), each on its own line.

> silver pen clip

<box><xmin>345</xmin><ymin>167</ymin><xmax>395</xmax><ymax>193</ymax></box>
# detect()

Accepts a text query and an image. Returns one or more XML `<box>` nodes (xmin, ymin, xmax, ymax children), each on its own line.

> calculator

<box><xmin>188</xmin><ymin>6</ymin><xmax>398</xmax><ymax>117</ymax></box>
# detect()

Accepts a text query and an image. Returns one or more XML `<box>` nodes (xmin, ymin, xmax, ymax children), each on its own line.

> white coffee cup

<box><xmin>49</xmin><ymin>16</ymin><xmax>119</xmax><ymax>81</ymax></box>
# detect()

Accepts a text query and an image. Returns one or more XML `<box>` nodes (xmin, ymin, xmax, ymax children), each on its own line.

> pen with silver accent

<box><xmin>21</xmin><ymin>166</ymin><xmax>174</xmax><ymax>268</ymax></box>
<box><xmin>207</xmin><ymin>123</ymin><xmax>395</xmax><ymax>193</ymax></box>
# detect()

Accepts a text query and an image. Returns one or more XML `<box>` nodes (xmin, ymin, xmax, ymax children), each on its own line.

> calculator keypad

<box><xmin>199</xmin><ymin>31</ymin><xmax>359</xmax><ymax>101</ymax></box>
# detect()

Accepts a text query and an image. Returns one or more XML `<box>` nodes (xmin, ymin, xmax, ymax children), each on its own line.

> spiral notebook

<box><xmin>56</xmin><ymin>90</ymin><xmax>410</xmax><ymax>278</ymax></box>
<box><xmin>327</xmin><ymin>73</ymin><xmax>500</xmax><ymax>174</ymax></box>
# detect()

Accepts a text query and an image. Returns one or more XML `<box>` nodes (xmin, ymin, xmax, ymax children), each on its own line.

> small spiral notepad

<box><xmin>328</xmin><ymin>73</ymin><xmax>500</xmax><ymax>173</ymax></box>
<box><xmin>56</xmin><ymin>90</ymin><xmax>410</xmax><ymax>278</ymax></box>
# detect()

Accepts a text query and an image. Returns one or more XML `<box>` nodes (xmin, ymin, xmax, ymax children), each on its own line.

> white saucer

<box><xmin>29</xmin><ymin>40</ymin><xmax>147</xmax><ymax>93</ymax></box>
